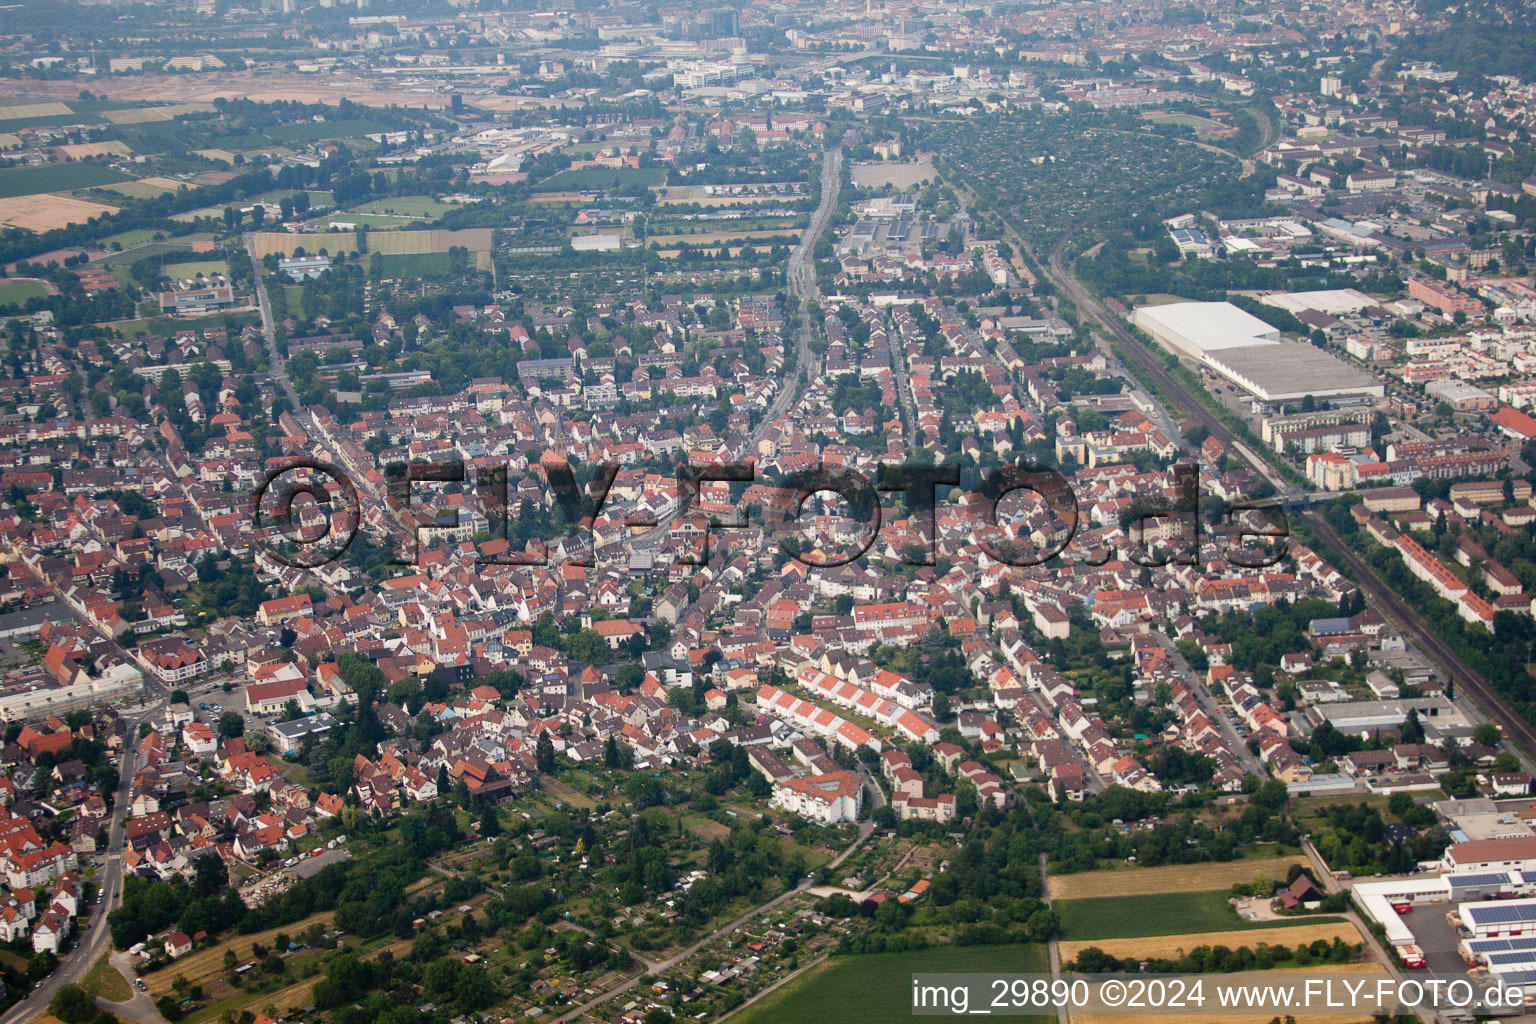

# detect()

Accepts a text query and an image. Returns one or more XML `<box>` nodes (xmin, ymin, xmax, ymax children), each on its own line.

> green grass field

<box><xmin>535</xmin><ymin>166</ymin><xmax>666</xmax><ymax>191</ymax></box>
<box><xmin>378</xmin><ymin>251</ymin><xmax>453</xmax><ymax>278</ymax></box>
<box><xmin>0</xmin><ymin>280</ymin><xmax>49</xmax><ymax>305</ymax></box>
<box><xmin>0</xmin><ymin>162</ymin><xmax>134</xmax><ymax>198</ymax></box>
<box><xmin>733</xmin><ymin>944</ymin><xmax>1051</xmax><ymax>1024</ymax></box>
<box><xmin>266</xmin><ymin>119</ymin><xmax>389</xmax><ymax>144</ymax></box>
<box><xmin>1142</xmin><ymin>112</ymin><xmax>1230</xmax><ymax>131</ymax></box>
<box><xmin>1056</xmin><ymin>890</ymin><xmax>1343</xmax><ymax>941</ymax></box>
<box><xmin>352</xmin><ymin>196</ymin><xmax>453</xmax><ymax>217</ymax></box>
<box><xmin>162</xmin><ymin>259</ymin><xmax>229</xmax><ymax>280</ymax></box>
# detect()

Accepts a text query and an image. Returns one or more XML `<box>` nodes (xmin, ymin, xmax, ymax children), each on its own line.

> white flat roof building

<box><xmin>1202</xmin><ymin>342</ymin><xmax>1386</xmax><ymax>405</ymax></box>
<box><xmin>1130</xmin><ymin>300</ymin><xmax>1280</xmax><ymax>360</ymax></box>
<box><xmin>1260</xmin><ymin>289</ymin><xmax>1377</xmax><ymax>317</ymax></box>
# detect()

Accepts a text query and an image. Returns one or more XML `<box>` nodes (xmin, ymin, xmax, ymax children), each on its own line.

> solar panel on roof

<box><xmin>1465</xmin><ymin>901</ymin><xmax>1536</xmax><ymax>925</ymax></box>
<box><xmin>1450</xmin><ymin>873</ymin><xmax>1512</xmax><ymax>887</ymax></box>
<box><xmin>1486</xmin><ymin>951</ymin><xmax>1536</xmax><ymax>966</ymax></box>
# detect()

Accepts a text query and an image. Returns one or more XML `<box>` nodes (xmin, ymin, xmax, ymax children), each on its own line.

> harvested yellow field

<box><xmin>1072</xmin><ymin>963</ymin><xmax>1387</xmax><ymax>1024</ymax></box>
<box><xmin>0</xmin><ymin>194</ymin><xmax>118</xmax><ymax>232</ymax></box>
<box><xmin>103</xmin><ymin>176</ymin><xmax>186</xmax><ymax>199</ymax></box>
<box><xmin>0</xmin><ymin>134</ymin><xmax>20</xmax><ymax>151</ymax></box>
<box><xmin>0</xmin><ymin>101</ymin><xmax>72</xmax><ymax>119</ymax></box>
<box><xmin>369</xmin><ymin>227</ymin><xmax>493</xmax><ymax>254</ymax></box>
<box><xmin>1060</xmin><ymin>921</ymin><xmax>1363</xmax><ymax>964</ymax></box>
<box><xmin>105</xmin><ymin>102</ymin><xmax>217</xmax><ymax>124</ymax></box>
<box><xmin>144</xmin><ymin>910</ymin><xmax>336</xmax><ymax>996</ymax></box>
<box><xmin>54</xmin><ymin>141</ymin><xmax>131</xmax><ymax>159</ymax></box>
<box><xmin>250</xmin><ymin>231</ymin><xmax>356</xmax><ymax>258</ymax></box>
<box><xmin>1048</xmin><ymin>856</ymin><xmax>1310</xmax><ymax>900</ymax></box>
<box><xmin>196</xmin><ymin>148</ymin><xmax>237</xmax><ymax>164</ymax></box>
<box><xmin>252</xmin><ymin>227</ymin><xmax>492</xmax><ymax>259</ymax></box>
<box><xmin>647</xmin><ymin>228</ymin><xmax>797</xmax><ymax>246</ymax></box>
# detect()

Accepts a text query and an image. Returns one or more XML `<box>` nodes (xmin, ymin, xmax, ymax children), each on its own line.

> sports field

<box><xmin>1059</xmin><ymin>920</ymin><xmax>1362</xmax><ymax>964</ymax></box>
<box><xmin>1141</xmin><ymin>110</ymin><xmax>1232</xmax><ymax>132</ymax></box>
<box><xmin>0</xmin><ymin>163</ymin><xmax>133</xmax><ymax>198</ymax></box>
<box><xmin>0</xmin><ymin>280</ymin><xmax>49</xmax><ymax>305</ymax></box>
<box><xmin>350</xmin><ymin>196</ymin><xmax>455</xmax><ymax>217</ymax></box>
<box><xmin>535</xmin><ymin>166</ymin><xmax>665</xmax><ymax>191</ymax></box>
<box><xmin>1047</xmin><ymin>855</ymin><xmax>1309</xmax><ymax>900</ymax></box>
<box><xmin>732</xmin><ymin>944</ymin><xmax>1051</xmax><ymax>1024</ymax></box>
<box><xmin>1056</xmin><ymin>890</ymin><xmax>1342</xmax><ymax>940</ymax></box>
<box><xmin>163</xmin><ymin>260</ymin><xmax>230</xmax><ymax>280</ymax></box>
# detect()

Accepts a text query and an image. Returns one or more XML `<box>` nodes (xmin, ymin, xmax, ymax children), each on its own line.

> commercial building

<box><xmin>0</xmin><ymin>664</ymin><xmax>143</xmax><ymax>722</ymax></box>
<box><xmin>1132</xmin><ymin>301</ymin><xmax>1382</xmax><ymax>406</ymax></box>
<box><xmin>1130</xmin><ymin>301</ymin><xmax>1280</xmax><ymax>360</ymax></box>
<box><xmin>1462</xmin><ymin>898</ymin><xmax>1536</xmax><ymax>939</ymax></box>
<box><xmin>1307</xmin><ymin>696</ymin><xmax>1467</xmax><ymax>737</ymax></box>
<box><xmin>159</xmin><ymin>285</ymin><xmax>236</xmax><ymax>316</ymax></box>
<box><xmin>1201</xmin><ymin>342</ymin><xmax>1385</xmax><ymax>405</ymax></box>
<box><xmin>278</xmin><ymin>256</ymin><xmax>332</xmax><ymax>280</ymax></box>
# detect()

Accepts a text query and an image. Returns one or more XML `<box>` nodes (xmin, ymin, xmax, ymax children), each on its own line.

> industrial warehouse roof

<box><xmin>1131</xmin><ymin>300</ymin><xmax>1281</xmax><ymax>356</ymax></box>
<box><xmin>1201</xmin><ymin>341</ymin><xmax>1385</xmax><ymax>403</ymax></box>
<box><xmin>1464</xmin><ymin>899</ymin><xmax>1536</xmax><ymax>926</ymax></box>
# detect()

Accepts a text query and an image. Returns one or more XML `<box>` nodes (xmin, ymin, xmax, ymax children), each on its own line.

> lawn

<box><xmin>1046</xmin><ymin>855</ymin><xmax>1309</xmax><ymax>900</ymax></box>
<box><xmin>0</xmin><ymin>279</ymin><xmax>49</xmax><ymax>305</ymax></box>
<box><xmin>733</xmin><ymin>944</ymin><xmax>1052</xmax><ymax>1024</ymax></box>
<box><xmin>378</xmin><ymin>251</ymin><xmax>453</xmax><ymax>278</ymax></box>
<box><xmin>0</xmin><ymin>162</ymin><xmax>134</xmax><ymax>198</ymax></box>
<box><xmin>535</xmin><ymin>166</ymin><xmax>666</xmax><ymax>191</ymax></box>
<box><xmin>266</xmin><ymin>119</ymin><xmax>389</xmax><ymax>144</ymax></box>
<box><xmin>352</xmin><ymin>196</ymin><xmax>453</xmax><ymax>217</ymax></box>
<box><xmin>162</xmin><ymin>259</ymin><xmax>230</xmax><ymax>280</ymax></box>
<box><xmin>1141</xmin><ymin>111</ymin><xmax>1230</xmax><ymax>132</ymax></box>
<box><xmin>1056</xmin><ymin>890</ymin><xmax>1341</xmax><ymax>941</ymax></box>
<box><xmin>82</xmin><ymin>951</ymin><xmax>133</xmax><ymax>1002</ymax></box>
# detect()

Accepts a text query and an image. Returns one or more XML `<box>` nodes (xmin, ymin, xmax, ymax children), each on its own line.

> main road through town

<box><xmin>0</xmin><ymin>699</ymin><xmax>165</xmax><ymax>1024</ymax></box>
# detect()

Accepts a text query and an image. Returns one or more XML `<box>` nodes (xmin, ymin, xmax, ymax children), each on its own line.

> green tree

<box><xmin>50</xmin><ymin>985</ymin><xmax>96</xmax><ymax>1024</ymax></box>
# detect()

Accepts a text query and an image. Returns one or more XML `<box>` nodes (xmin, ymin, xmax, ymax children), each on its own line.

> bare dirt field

<box><xmin>0</xmin><ymin>101</ymin><xmax>71</xmax><ymax>119</ymax></box>
<box><xmin>55</xmin><ymin>141</ymin><xmax>132</xmax><ymax>159</ymax></box>
<box><xmin>3</xmin><ymin>73</ymin><xmax>567</xmax><ymax>116</ymax></box>
<box><xmin>1060</xmin><ymin>921</ymin><xmax>1364</xmax><ymax>964</ymax></box>
<box><xmin>1072</xmin><ymin>962</ymin><xmax>1387</xmax><ymax>1024</ymax></box>
<box><xmin>849</xmin><ymin>154</ymin><xmax>937</xmax><ymax>189</ymax></box>
<box><xmin>0</xmin><ymin>194</ymin><xmax>118</xmax><ymax>232</ymax></box>
<box><xmin>1048</xmin><ymin>856</ymin><xmax>1310</xmax><ymax>901</ymax></box>
<box><xmin>102</xmin><ymin>176</ymin><xmax>187</xmax><ymax>199</ymax></box>
<box><xmin>103</xmin><ymin>102</ymin><xmax>217</xmax><ymax>124</ymax></box>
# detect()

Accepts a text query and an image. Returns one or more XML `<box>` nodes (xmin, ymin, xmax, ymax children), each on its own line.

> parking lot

<box><xmin>1403</xmin><ymin>900</ymin><xmax>1474</xmax><ymax>980</ymax></box>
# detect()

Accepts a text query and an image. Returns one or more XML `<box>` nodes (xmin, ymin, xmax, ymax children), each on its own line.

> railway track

<box><xmin>1304</xmin><ymin>510</ymin><xmax>1536</xmax><ymax>764</ymax></box>
<box><xmin>1039</xmin><ymin>226</ymin><xmax>1536</xmax><ymax>765</ymax></box>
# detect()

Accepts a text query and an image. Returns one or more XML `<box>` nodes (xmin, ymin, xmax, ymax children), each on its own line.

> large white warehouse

<box><xmin>1130</xmin><ymin>301</ymin><xmax>1280</xmax><ymax>360</ymax></box>
<box><xmin>1131</xmin><ymin>299</ymin><xmax>1383</xmax><ymax>408</ymax></box>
